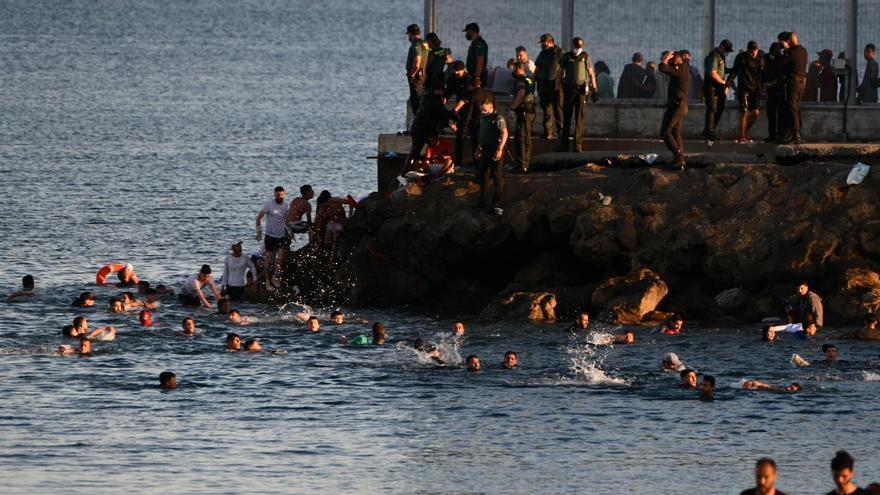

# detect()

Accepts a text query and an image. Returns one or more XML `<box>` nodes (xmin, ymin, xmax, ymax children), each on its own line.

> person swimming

<box><xmin>121</xmin><ymin>291</ymin><xmax>145</xmax><ymax>310</ymax></box>
<box><xmin>699</xmin><ymin>374</ymin><xmax>715</xmax><ymax>401</ymax></box>
<box><xmin>411</xmin><ymin>338</ymin><xmax>446</xmax><ymax>365</ymax></box>
<box><xmin>305</xmin><ymin>316</ymin><xmax>320</xmax><ymax>333</ymax></box>
<box><xmin>108</xmin><ymin>297</ymin><xmax>125</xmax><ymax>314</ymax></box>
<box><xmin>65</xmin><ymin>316</ymin><xmax>116</xmax><ymax>340</ymax></box>
<box><xmin>159</xmin><ymin>371</ymin><xmax>177</xmax><ymax>389</ymax></box>
<box><xmin>176</xmin><ymin>317</ymin><xmax>197</xmax><ymax>337</ymax></box>
<box><xmin>822</xmin><ymin>343</ymin><xmax>838</xmax><ymax>364</ymax></box>
<box><xmin>342</xmin><ymin>322</ymin><xmax>386</xmax><ymax>345</ymax></box>
<box><xmin>228</xmin><ymin>309</ymin><xmax>245</xmax><ymax>325</ymax></box>
<box><xmin>59</xmin><ymin>337</ymin><xmax>91</xmax><ymax>356</ymax></box>
<box><xmin>663</xmin><ymin>352</ymin><xmax>684</xmax><ymax>371</ymax></box>
<box><xmin>330</xmin><ymin>310</ymin><xmax>344</xmax><ymax>325</ymax></box>
<box><xmin>742</xmin><ymin>380</ymin><xmax>802</xmax><ymax>393</ymax></box>
<box><xmin>139</xmin><ymin>310</ymin><xmax>153</xmax><ymax>327</ymax></box>
<box><xmin>466</xmin><ymin>354</ymin><xmax>481</xmax><ymax>372</ymax></box>
<box><xmin>569</xmin><ymin>310</ymin><xmax>590</xmax><ymax>332</ymax></box>
<box><xmin>243</xmin><ymin>339</ymin><xmax>262</xmax><ymax>352</ymax></box>
<box><xmin>226</xmin><ymin>333</ymin><xmax>241</xmax><ymax>352</ymax></box>
<box><xmin>453</xmin><ymin>321</ymin><xmax>465</xmax><ymax>336</ymax></box>
<box><xmin>500</xmin><ymin>351</ymin><xmax>518</xmax><ymax>369</ymax></box>
<box><xmin>680</xmin><ymin>368</ymin><xmax>697</xmax><ymax>388</ymax></box>
<box><xmin>71</xmin><ymin>291</ymin><xmax>96</xmax><ymax>307</ymax></box>
<box><xmin>6</xmin><ymin>274</ymin><xmax>35</xmax><ymax>301</ymax></box>
<box><xmin>660</xmin><ymin>315</ymin><xmax>684</xmax><ymax>335</ymax></box>
<box><xmin>216</xmin><ymin>297</ymin><xmax>231</xmax><ymax>315</ymax></box>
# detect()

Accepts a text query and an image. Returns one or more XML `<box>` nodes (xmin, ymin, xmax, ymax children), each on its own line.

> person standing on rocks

<box><xmin>534</xmin><ymin>33</ymin><xmax>563</xmax><ymax>139</ymax></box>
<box><xmin>702</xmin><ymin>39</ymin><xmax>733</xmax><ymax>143</ymax></box>
<box><xmin>556</xmin><ymin>37</ymin><xmax>596</xmax><ymax>153</ymax></box>
<box><xmin>405</xmin><ymin>24</ymin><xmax>429</xmax><ymax>131</ymax></box>
<box><xmin>475</xmin><ymin>95</ymin><xmax>508</xmax><ymax>214</ymax></box>
<box><xmin>509</xmin><ymin>61</ymin><xmax>536</xmax><ymax>173</ymax></box>
<box><xmin>729</xmin><ymin>41</ymin><xmax>764</xmax><ymax>143</ymax></box>
<box><xmin>776</xmin><ymin>32</ymin><xmax>807</xmax><ymax>144</ymax></box>
<box><xmin>256</xmin><ymin>186</ymin><xmax>290</xmax><ymax>288</ymax></box>
<box><xmin>659</xmin><ymin>50</ymin><xmax>690</xmax><ymax>170</ymax></box>
<box><xmin>789</xmin><ymin>281</ymin><xmax>823</xmax><ymax>327</ymax></box>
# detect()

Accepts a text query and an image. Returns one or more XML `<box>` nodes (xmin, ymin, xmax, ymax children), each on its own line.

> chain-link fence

<box><xmin>428</xmin><ymin>0</ymin><xmax>879</xmax><ymax>101</ymax></box>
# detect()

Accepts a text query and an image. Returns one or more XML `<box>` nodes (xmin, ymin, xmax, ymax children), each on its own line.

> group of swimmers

<box><xmin>739</xmin><ymin>451</ymin><xmax>878</xmax><ymax>495</ymax></box>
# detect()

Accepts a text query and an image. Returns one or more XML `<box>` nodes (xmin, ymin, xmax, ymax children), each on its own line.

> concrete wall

<box><xmin>495</xmin><ymin>98</ymin><xmax>879</xmax><ymax>142</ymax></box>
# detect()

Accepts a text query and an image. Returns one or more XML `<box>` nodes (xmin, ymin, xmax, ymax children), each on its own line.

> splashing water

<box><xmin>862</xmin><ymin>371</ymin><xmax>880</xmax><ymax>382</ymax></box>
<box><xmin>566</xmin><ymin>338</ymin><xmax>629</xmax><ymax>386</ymax></box>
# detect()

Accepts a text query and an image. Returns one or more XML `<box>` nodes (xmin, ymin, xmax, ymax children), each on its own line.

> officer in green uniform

<box><xmin>557</xmin><ymin>37</ymin><xmax>597</xmax><ymax>153</ymax></box>
<box><xmin>510</xmin><ymin>62</ymin><xmax>536</xmax><ymax>173</ymax></box>
<box><xmin>534</xmin><ymin>33</ymin><xmax>563</xmax><ymax>139</ymax></box>
<box><xmin>476</xmin><ymin>95</ymin><xmax>508</xmax><ymax>212</ymax></box>
<box><xmin>464</xmin><ymin>22</ymin><xmax>488</xmax><ymax>87</ymax></box>
<box><xmin>406</xmin><ymin>24</ymin><xmax>430</xmax><ymax>127</ymax></box>
<box><xmin>424</xmin><ymin>33</ymin><xmax>451</xmax><ymax>93</ymax></box>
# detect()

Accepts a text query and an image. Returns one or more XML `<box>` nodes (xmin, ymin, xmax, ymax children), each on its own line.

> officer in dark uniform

<box><xmin>556</xmin><ymin>37</ymin><xmax>597</xmax><ymax>153</ymax></box>
<box><xmin>659</xmin><ymin>51</ymin><xmax>691</xmax><ymax>170</ymax></box>
<box><xmin>534</xmin><ymin>33</ymin><xmax>563</xmax><ymax>139</ymax></box>
<box><xmin>409</xmin><ymin>85</ymin><xmax>457</xmax><ymax>170</ymax></box>
<box><xmin>424</xmin><ymin>33</ymin><xmax>451</xmax><ymax>93</ymax></box>
<box><xmin>510</xmin><ymin>61</ymin><xmax>536</xmax><ymax>173</ymax></box>
<box><xmin>405</xmin><ymin>24</ymin><xmax>430</xmax><ymax>127</ymax></box>
<box><xmin>702</xmin><ymin>39</ymin><xmax>733</xmax><ymax>142</ymax></box>
<box><xmin>777</xmin><ymin>31</ymin><xmax>807</xmax><ymax>144</ymax></box>
<box><xmin>763</xmin><ymin>42</ymin><xmax>784</xmax><ymax>142</ymax></box>
<box><xmin>452</xmin><ymin>78</ymin><xmax>490</xmax><ymax>166</ymax></box>
<box><xmin>464</xmin><ymin>22</ymin><xmax>488</xmax><ymax>87</ymax></box>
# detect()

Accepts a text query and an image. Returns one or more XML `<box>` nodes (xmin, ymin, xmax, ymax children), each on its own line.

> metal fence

<box><xmin>427</xmin><ymin>0</ymin><xmax>876</xmax><ymax>101</ymax></box>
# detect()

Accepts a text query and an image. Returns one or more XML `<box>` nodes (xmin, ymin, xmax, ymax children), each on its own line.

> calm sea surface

<box><xmin>1</xmin><ymin>1</ymin><xmax>879</xmax><ymax>494</ymax></box>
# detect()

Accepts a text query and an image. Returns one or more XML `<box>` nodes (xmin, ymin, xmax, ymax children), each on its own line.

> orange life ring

<box><xmin>96</xmin><ymin>264</ymin><xmax>140</xmax><ymax>284</ymax></box>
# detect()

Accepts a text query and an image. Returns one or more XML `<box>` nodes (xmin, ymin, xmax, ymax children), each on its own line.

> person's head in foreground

<box><xmin>501</xmin><ymin>351</ymin><xmax>518</xmax><ymax>369</ymax></box>
<box><xmin>330</xmin><ymin>310</ymin><xmax>344</xmax><ymax>325</ymax></box>
<box><xmin>830</xmin><ymin>450</ymin><xmax>861</xmax><ymax>495</ymax></box>
<box><xmin>306</xmin><ymin>316</ymin><xmax>320</xmax><ymax>333</ymax></box>
<box><xmin>466</xmin><ymin>354</ymin><xmax>481</xmax><ymax>372</ymax></box>
<box><xmin>244</xmin><ymin>339</ymin><xmax>262</xmax><ymax>352</ymax></box>
<box><xmin>159</xmin><ymin>371</ymin><xmax>177</xmax><ymax>389</ymax></box>
<box><xmin>226</xmin><ymin>333</ymin><xmax>241</xmax><ymax>352</ymax></box>
<box><xmin>680</xmin><ymin>369</ymin><xmax>697</xmax><ymax>388</ymax></box>
<box><xmin>699</xmin><ymin>375</ymin><xmax>715</xmax><ymax>400</ymax></box>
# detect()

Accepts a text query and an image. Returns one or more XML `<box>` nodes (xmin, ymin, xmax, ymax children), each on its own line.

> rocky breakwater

<box><xmin>335</xmin><ymin>160</ymin><xmax>880</xmax><ymax>324</ymax></box>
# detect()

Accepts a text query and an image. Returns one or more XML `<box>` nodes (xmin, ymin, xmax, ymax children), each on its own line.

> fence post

<box><xmin>424</xmin><ymin>0</ymin><xmax>435</xmax><ymax>33</ymax></box>
<box><xmin>703</xmin><ymin>0</ymin><xmax>715</xmax><ymax>60</ymax></box>
<box><xmin>846</xmin><ymin>0</ymin><xmax>858</xmax><ymax>102</ymax></box>
<box><xmin>561</xmin><ymin>0</ymin><xmax>574</xmax><ymax>46</ymax></box>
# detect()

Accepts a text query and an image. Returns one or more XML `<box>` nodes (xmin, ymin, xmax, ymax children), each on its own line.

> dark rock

<box><xmin>480</xmin><ymin>291</ymin><xmax>557</xmax><ymax>322</ymax></box>
<box><xmin>591</xmin><ymin>268</ymin><xmax>669</xmax><ymax>324</ymax></box>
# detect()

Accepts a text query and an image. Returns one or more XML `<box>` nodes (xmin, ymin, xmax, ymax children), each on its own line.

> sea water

<box><xmin>1</xmin><ymin>1</ymin><xmax>879</xmax><ymax>493</ymax></box>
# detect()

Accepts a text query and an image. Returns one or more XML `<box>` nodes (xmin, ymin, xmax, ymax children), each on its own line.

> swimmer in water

<box><xmin>330</xmin><ymin>311</ymin><xmax>345</xmax><ymax>325</ymax></box>
<box><xmin>662</xmin><ymin>352</ymin><xmax>684</xmax><ymax>371</ymax></box>
<box><xmin>142</xmin><ymin>288</ymin><xmax>161</xmax><ymax>309</ymax></box>
<box><xmin>66</xmin><ymin>316</ymin><xmax>116</xmax><ymax>340</ymax></box>
<box><xmin>59</xmin><ymin>337</ymin><xmax>91</xmax><ymax>356</ymax></box>
<box><xmin>841</xmin><ymin>313</ymin><xmax>880</xmax><ymax>341</ymax></box>
<box><xmin>680</xmin><ymin>368</ymin><xmax>697</xmax><ymax>388</ymax></box>
<box><xmin>176</xmin><ymin>317</ymin><xmax>196</xmax><ymax>336</ymax></box>
<box><xmin>613</xmin><ymin>329</ymin><xmax>635</xmax><ymax>344</ymax></box>
<box><xmin>412</xmin><ymin>338</ymin><xmax>446</xmax><ymax>365</ymax></box>
<box><xmin>762</xmin><ymin>325</ymin><xmax>778</xmax><ymax>342</ymax></box>
<box><xmin>828</xmin><ymin>450</ymin><xmax>869</xmax><ymax>495</ymax></box>
<box><xmin>228</xmin><ymin>309</ymin><xmax>245</xmax><ymax>324</ymax></box>
<box><xmin>739</xmin><ymin>457</ymin><xmax>788</xmax><ymax>495</ymax></box>
<box><xmin>453</xmin><ymin>321</ymin><xmax>465</xmax><ymax>336</ymax></box>
<box><xmin>6</xmin><ymin>274</ymin><xmax>35</xmax><ymax>301</ymax></box>
<box><xmin>159</xmin><ymin>371</ymin><xmax>177</xmax><ymax>390</ymax></box>
<box><xmin>226</xmin><ymin>333</ymin><xmax>241</xmax><ymax>352</ymax></box>
<box><xmin>116</xmin><ymin>263</ymin><xmax>138</xmax><ymax>287</ymax></box>
<box><xmin>500</xmin><ymin>351</ymin><xmax>518</xmax><ymax>369</ymax></box>
<box><xmin>466</xmin><ymin>354</ymin><xmax>481</xmax><ymax>372</ymax></box>
<box><xmin>661</xmin><ymin>315</ymin><xmax>684</xmax><ymax>335</ymax></box>
<box><xmin>139</xmin><ymin>310</ymin><xmax>153</xmax><ymax>327</ymax></box>
<box><xmin>699</xmin><ymin>375</ymin><xmax>715</xmax><ymax>401</ymax></box>
<box><xmin>216</xmin><ymin>297</ymin><xmax>231</xmax><ymax>315</ymax></box>
<box><xmin>243</xmin><ymin>339</ymin><xmax>262</xmax><ymax>352</ymax></box>
<box><xmin>122</xmin><ymin>291</ymin><xmax>145</xmax><ymax>310</ymax></box>
<box><xmin>342</xmin><ymin>322</ymin><xmax>387</xmax><ymax>345</ymax></box>
<box><xmin>108</xmin><ymin>297</ymin><xmax>124</xmax><ymax>314</ymax></box>
<box><xmin>71</xmin><ymin>291</ymin><xmax>96</xmax><ymax>307</ymax></box>
<box><xmin>306</xmin><ymin>316</ymin><xmax>320</xmax><ymax>333</ymax></box>
<box><xmin>569</xmin><ymin>310</ymin><xmax>590</xmax><ymax>331</ymax></box>
<box><xmin>822</xmin><ymin>343</ymin><xmax>838</xmax><ymax>364</ymax></box>
<box><xmin>742</xmin><ymin>380</ymin><xmax>802</xmax><ymax>393</ymax></box>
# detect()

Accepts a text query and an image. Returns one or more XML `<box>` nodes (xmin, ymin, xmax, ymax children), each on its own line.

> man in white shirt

<box><xmin>515</xmin><ymin>46</ymin><xmax>536</xmax><ymax>78</ymax></box>
<box><xmin>255</xmin><ymin>186</ymin><xmax>290</xmax><ymax>288</ymax></box>
<box><xmin>179</xmin><ymin>264</ymin><xmax>221</xmax><ymax>308</ymax></box>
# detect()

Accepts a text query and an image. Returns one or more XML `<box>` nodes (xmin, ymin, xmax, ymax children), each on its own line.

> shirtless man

<box><xmin>453</xmin><ymin>321</ymin><xmax>465</xmax><ymax>336</ymax></box>
<box><xmin>742</xmin><ymin>380</ymin><xmax>801</xmax><ymax>392</ymax></box>
<box><xmin>178</xmin><ymin>265</ymin><xmax>221</xmax><ymax>308</ymax></box>
<box><xmin>569</xmin><ymin>310</ymin><xmax>590</xmax><ymax>331</ymax></box>
<box><xmin>305</xmin><ymin>316</ymin><xmax>320</xmax><ymax>333</ymax></box>
<box><xmin>59</xmin><ymin>338</ymin><xmax>91</xmax><ymax>356</ymax></box>
<box><xmin>314</xmin><ymin>190</ymin><xmax>353</xmax><ymax>254</ymax></box>
<box><xmin>226</xmin><ymin>333</ymin><xmax>242</xmax><ymax>352</ymax></box>
<box><xmin>159</xmin><ymin>371</ymin><xmax>177</xmax><ymax>389</ymax></box>
<box><xmin>243</xmin><ymin>339</ymin><xmax>262</xmax><ymax>352</ymax></box>
<box><xmin>466</xmin><ymin>354</ymin><xmax>481</xmax><ymax>372</ymax></box>
<box><xmin>500</xmin><ymin>351</ymin><xmax>518</xmax><ymax>369</ymax></box>
<box><xmin>680</xmin><ymin>369</ymin><xmax>698</xmax><ymax>388</ymax></box>
<box><xmin>6</xmin><ymin>275</ymin><xmax>35</xmax><ymax>301</ymax></box>
<box><xmin>285</xmin><ymin>184</ymin><xmax>315</xmax><ymax>245</ymax></box>
<box><xmin>65</xmin><ymin>316</ymin><xmax>116</xmax><ymax>340</ymax></box>
<box><xmin>108</xmin><ymin>298</ymin><xmax>125</xmax><ymax>314</ymax></box>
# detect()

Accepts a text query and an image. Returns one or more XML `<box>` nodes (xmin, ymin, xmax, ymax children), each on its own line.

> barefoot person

<box><xmin>255</xmin><ymin>186</ymin><xmax>290</xmax><ymax>288</ymax></box>
<box><xmin>314</xmin><ymin>190</ymin><xmax>353</xmax><ymax>254</ymax></box>
<box><xmin>179</xmin><ymin>265</ymin><xmax>221</xmax><ymax>308</ymax></box>
<box><xmin>285</xmin><ymin>184</ymin><xmax>315</xmax><ymax>245</ymax></box>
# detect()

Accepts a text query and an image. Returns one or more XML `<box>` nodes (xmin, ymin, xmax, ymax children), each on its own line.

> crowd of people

<box><xmin>403</xmin><ymin>22</ymin><xmax>880</xmax><ymax>187</ymax></box>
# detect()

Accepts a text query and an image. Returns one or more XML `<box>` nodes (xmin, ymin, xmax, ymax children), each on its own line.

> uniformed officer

<box><xmin>464</xmin><ymin>22</ymin><xmax>488</xmax><ymax>87</ymax></box>
<box><xmin>424</xmin><ymin>33</ymin><xmax>452</xmax><ymax>94</ymax></box>
<box><xmin>510</xmin><ymin>61</ymin><xmax>536</xmax><ymax>173</ymax></box>
<box><xmin>405</xmin><ymin>24</ymin><xmax>430</xmax><ymax>129</ymax></box>
<box><xmin>702</xmin><ymin>39</ymin><xmax>733</xmax><ymax>142</ymax></box>
<box><xmin>556</xmin><ymin>37</ymin><xmax>596</xmax><ymax>153</ymax></box>
<box><xmin>534</xmin><ymin>33</ymin><xmax>563</xmax><ymax>139</ymax></box>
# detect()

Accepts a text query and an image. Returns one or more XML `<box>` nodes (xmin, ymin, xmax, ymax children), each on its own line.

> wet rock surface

<box><xmin>333</xmin><ymin>160</ymin><xmax>880</xmax><ymax>324</ymax></box>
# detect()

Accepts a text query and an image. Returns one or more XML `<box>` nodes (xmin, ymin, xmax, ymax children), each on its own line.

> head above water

<box><xmin>330</xmin><ymin>310</ymin><xmax>344</xmax><ymax>324</ymax></box>
<box><xmin>109</xmin><ymin>297</ymin><xmax>124</xmax><ymax>313</ymax></box>
<box><xmin>244</xmin><ymin>339</ymin><xmax>261</xmax><ymax>352</ymax></box>
<box><xmin>453</xmin><ymin>321</ymin><xmax>465</xmax><ymax>335</ymax></box>
<box><xmin>663</xmin><ymin>352</ymin><xmax>682</xmax><ymax>370</ymax></box>
<box><xmin>466</xmin><ymin>354</ymin><xmax>481</xmax><ymax>372</ymax></box>
<box><xmin>226</xmin><ymin>332</ymin><xmax>241</xmax><ymax>351</ymax></box>
<box><xmin>680</xmin><ymin>369</ymin><xmax>697</xmax><ymax>388</ymax></box>
<box><xmin>139</xmin><ymin>310</ymin><xmax>153</xmax><ymax>327</ymax></box>
<box><xmin>181</xmin><ymin>317</ymin><xmax>195</xmax><ymax>333</ymax></box>
<box><xmin>228</xmin><ymin>309</ymin><xmax>241</xmax><ymax>323</ymax></box>
<box><xmin>306</xmin><ymin>316</ymin><xmax>320</xmax><ymax>332</ymax></box>
<box><xmin>575</xmin><ymin>310</ymin><xmax>590</xmax><ymax>330</ymax></box>
<box><xmin>502</xmin><ymin>351</ymin><xmax>518</xmax><ymax>369</ymax></box>
<box><xmin>21</xmin><ymin>274</ymin><xmax>34</xmax><ymax>290</ymax></box>
<box><xmin>159</xmin><ymin>371</ymin><xmax>176</xmax><ymax>389</ymax></box>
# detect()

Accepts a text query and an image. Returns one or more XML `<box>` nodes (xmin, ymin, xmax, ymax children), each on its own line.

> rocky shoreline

<box><xmin>331</xmin><ymin>158</ymin><xmax>880</xmax><ymax>325</ymax></box>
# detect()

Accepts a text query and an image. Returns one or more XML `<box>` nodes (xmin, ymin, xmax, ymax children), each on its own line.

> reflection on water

<box><xmin>1</xmin><ymin>1</ymin><xmax>879</xmax><ymax>494</ymax></box>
